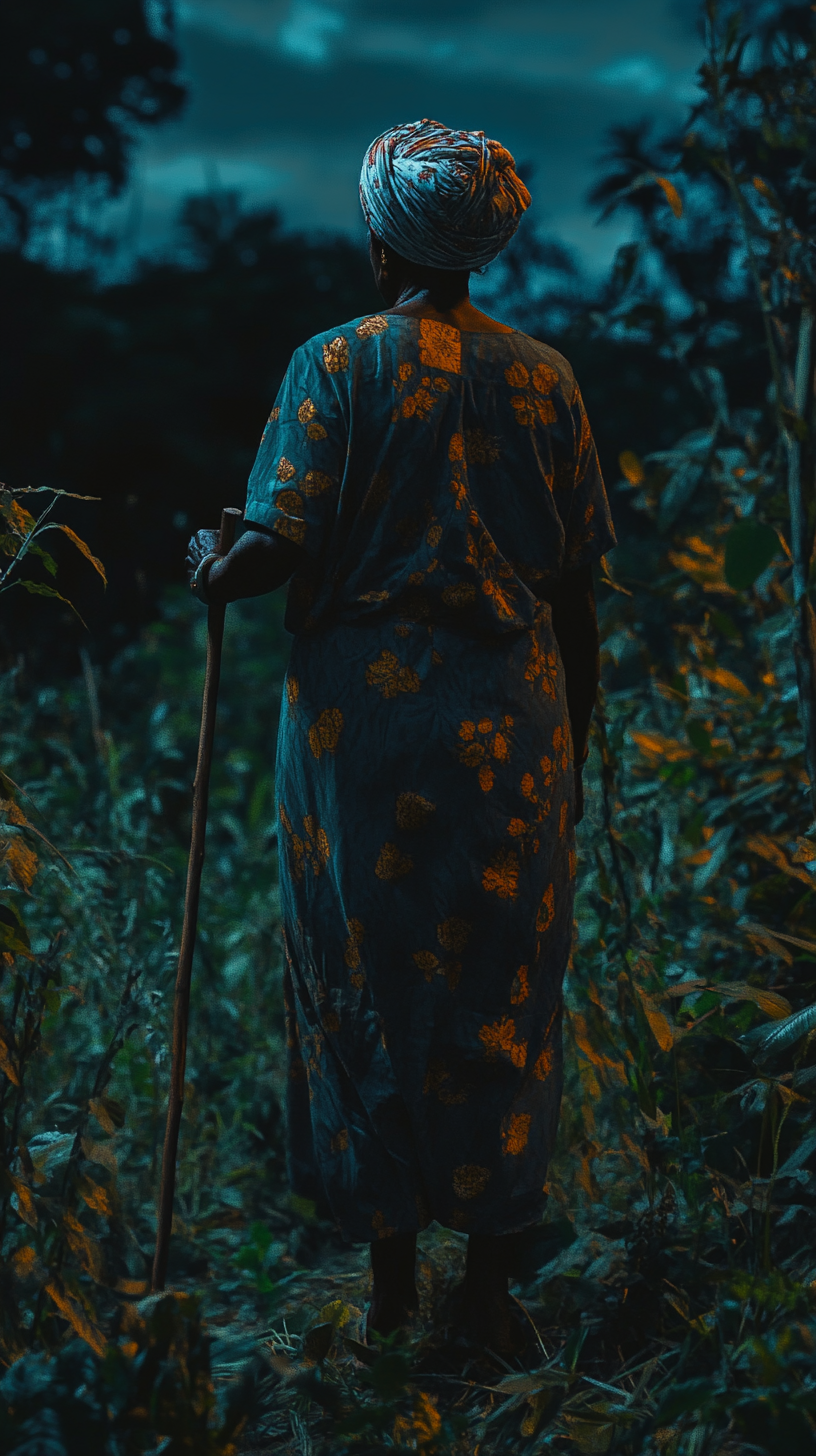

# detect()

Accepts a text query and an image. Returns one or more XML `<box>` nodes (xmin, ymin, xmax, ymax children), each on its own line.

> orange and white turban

<box><xmin>359</xmin><ymin>118</ymin><xmax>531</xmax><ymax>272</ymax></box>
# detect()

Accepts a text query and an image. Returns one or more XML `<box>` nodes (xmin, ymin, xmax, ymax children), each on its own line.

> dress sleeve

<box><xmin>244</xmin><ymin>339</ymin><xmax>348</xmax><ymax>558</ymax></box>
<box><xmin>562</xmin><ymin>386</ymin><xmax>616</xmax><ymax>572</ymax></box>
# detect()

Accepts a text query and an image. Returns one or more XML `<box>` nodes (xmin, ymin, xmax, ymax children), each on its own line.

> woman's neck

<box><xmin>384</xmin><ymin>283</ymin><xmax>514</xmax><ymax>334</ymax></box>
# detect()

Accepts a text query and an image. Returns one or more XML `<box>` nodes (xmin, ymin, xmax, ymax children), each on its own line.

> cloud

<box><xmin>127</xmin><ymin>0</ymin><xmax>703</xmax><ymax>271</ymax></box>
<box><xmin>278</xmin><ymin>2</ymin><xmax>347</xmax><ymax>64</ymax></box>
<box><xmin>180</xmin><ymin>0</ymin><xmax>702</xmax><ymax>90</ymax></box>
<box><xmin>595</xmin><ymin>55</ymin><xmax>668</xmax><ymax>95</ymax></box>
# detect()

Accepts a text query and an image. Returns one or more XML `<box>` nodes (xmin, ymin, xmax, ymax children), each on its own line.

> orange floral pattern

<box><xmin>525</xmin><ymin>632</ymin><xmax>559</xmax><ymax>698</ymax></box>
<box><xmin>479</xmin><ymin>1016</ymin><xmax>528</xmax><ymax>1068</ymax></box>
<box><xmin>419</xmin><ymin>317</ymin><xmax>461</xmax><ymax>373</ymax></box>
<box><xmin>344</xmin><ymin>917</ymin><xmax>365</xmax><ymax>970</ymax></box>
<box><xmin>366</xmin><ymin>650</ymin><xmax>422</xmax><ymax>698</ymax></box>
<box><xmin>308</xmin><ymin>707</ymin><xmax>344</xmax><ymax>759</ymax></box>
<box><xmin>279</xmin><ymin>804</ymin><xmax>330</xmax><ymax>881</ymax></box>
<box><xmin>356</xmin><ymin>314</ymin><xmax>389</xmax><ymax>338</ymax></box>
<box><xmin>452</xmin><ymin>1165</ymin><xmax>491</xmax><ymax>1200</ymax></box>
<box><xmin>482</xmin><ymin>848</ymin><xmax>520</xmax><ymax>900</ymax></box>
<box><xmin>375</xmin><ymin>843</ymin><xmax>413</xmax><ymax>881</ymax></box>
<box><xmin>458</xmin><ymin>716</ymin><xmax>513</xmax><ymax>793</ymax></box>
<box><xmin>412</xmin><ymin>917</ymin><xmax>472</xmax><ymax>992</ymax></box>
<box><xmin>395</xmin><ymin>792</ymin><xmax>436</xmax><ymax>829</ymax></box>
<box><xmin>322</xmin><ymin>335</ymin><xmax>349</xmax><ymax>372</ymax></box>
<box><xmin>501</xmin><ymin>1112</ymin><xmax>532</xmax><ymax>1156</ymax></box>
<box><xmin>247</xmin><ymin>316</ymin><xmax>613</xmax><ymax>1242</ymax></box>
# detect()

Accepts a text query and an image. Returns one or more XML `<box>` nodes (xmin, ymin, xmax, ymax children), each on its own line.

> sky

<box><xmin>122</xmin><ymin>0</ymin><xmax>705</xmax><ymax>272</ymax></box>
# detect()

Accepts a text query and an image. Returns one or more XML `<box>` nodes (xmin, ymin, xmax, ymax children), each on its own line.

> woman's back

<box><xmin>188</xmin><ymin>116</ymin><xmax>617</xmax><ymax>1348</ymax></box>
<box><xmin>246</xmin><ymin>314</ymin><xmax>613</xmax><ymax>635</ymax></box>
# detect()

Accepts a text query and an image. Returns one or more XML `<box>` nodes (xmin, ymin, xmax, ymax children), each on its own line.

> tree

<box><xmin>588</xmin><ymin>0</ymin><xmax>816</xmax><ymax>811</ymax></box>
<box><xmin>0</xmin><ymin>0</ymin><xmax>185</xmax><ymax>245</ymax></box>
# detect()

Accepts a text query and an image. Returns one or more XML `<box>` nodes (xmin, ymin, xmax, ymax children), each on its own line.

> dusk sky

<box><xmin>124</xmin><ymin>0</ymin><xmax>704</xmax><ymax>271</ymax></box>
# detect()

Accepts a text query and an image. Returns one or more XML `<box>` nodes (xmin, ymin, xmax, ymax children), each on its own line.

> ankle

<box><xmin>370</xmin><ymin>1231</ymin><xmax>417</xmax><ymax>1298</ymax></box>
<box><xmin>465</xmin><ymin>1232</ymin><xmax>516</xmax><ymax>1300</ymax></box>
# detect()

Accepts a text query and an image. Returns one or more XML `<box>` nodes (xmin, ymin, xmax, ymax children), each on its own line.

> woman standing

<box><xmin>187</xmin><ymin>119</ymin><xmax>614</xmax><ymax>1354</ymax></box>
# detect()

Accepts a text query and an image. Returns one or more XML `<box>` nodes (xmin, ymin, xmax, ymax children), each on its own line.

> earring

<box><xmin>380</xmin><ymin>248</ymin><xmax>387</xmax><ymax>267</ymax></box>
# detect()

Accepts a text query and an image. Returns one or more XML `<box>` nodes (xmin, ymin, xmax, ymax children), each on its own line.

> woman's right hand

<box><xmin>186</xmin><ymin>529</ymin><xmax>221</xmax><ymax>589</ymax></box>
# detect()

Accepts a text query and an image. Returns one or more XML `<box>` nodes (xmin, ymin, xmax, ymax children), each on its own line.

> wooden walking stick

<box><xmin>152</xmin><ymin>506</ymin><xmax>243</xmax><ymax>1292</ymax></box>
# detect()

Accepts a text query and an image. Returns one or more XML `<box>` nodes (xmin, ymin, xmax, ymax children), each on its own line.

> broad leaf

<box><xmin>41</xmin><ymin>523</ymin><xmax>107</xmax><ymax>585</ymax></box>
<box><xmin>724</xmin><ymin>519</ymin><xmax>779</xmax><ymax>591</ymax></box>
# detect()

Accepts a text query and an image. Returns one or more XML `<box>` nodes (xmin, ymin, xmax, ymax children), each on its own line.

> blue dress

<box><xmin>244</xmin><ymin>314</ymin><xmax>615</xmax><ymax>1241</ymax></box>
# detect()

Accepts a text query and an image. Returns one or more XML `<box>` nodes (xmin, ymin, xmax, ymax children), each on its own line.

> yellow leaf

<box><xmin>77</xmin><ymin>1174</ymin><xmax>114</xmax><ymax>1216</ymax></box>
<box><xmin>89</xmin><ymin>1096</ymin><xmax>125</xmax><ymax>1133</ymax></box>
<box><xmin>642</xmin><ymin>1107</ymin><xmax>672</xmax><ymax>1137</ymax></box>
<box><xmin>629</xmin><ymin>731</ymin><xmax>692</xmax><ymax>765</ymax></box>
<box><xmin>715</xmin><ymin>982</ymin><xmax>792</xmax><ymax>1020</ymax></box>
<box><xmin>0</xmin><ymin>1026</ymin><xmax>20</xmax><ymax>1086</ymax></box>
<box><xmin>318</xmin><ymin>1299</ymin><xmax>352</xmax><ymax>1330</ymax></box>
<box><xmin>393</xmin><ymin>1392</ymin><xmax>442</xmax><ymax>1448</ymax></box>
<box><xmin>668</xmin><ymin>541</ymin><xmax>729</xmax><ymax>592</ymax></box>
<box><xmin>655</xmin><ymin>175</ymin><xmax>683</xmax><ymax>218</ymax></box>
<box><xmin>569</xmin><ymin>1011</ymin><xmax>625</xmax><ymax>1075</ymax></box>
<box><xmin>619</xmin><ymin>450</ymin><xmax>644</xmax><ymax>485</ymax></box>
<box><xmin>11</xmin><ymin>1245</ymin><xmax>45</xmax><ymax>1282</ymax></box>
<box><xmin>562</xmin><ymin>1411</ymin><xmax>615</xmax><ymax>1453</ymax></box>
<box><xmin>63</xmin><ymin>1210</ymin><xmax>105</xmax><ymax>1282</ymax></box>
<box><xmin>635</xmin><ymin>987</ymin><xmax>674</xmax><ymax>1051</ymax></box>
<box><xmin>3</xmin><ymin>499</ymin><xmax>36</xmax><ymax>534</ymax></box>
<box><xmin>753</xmin><ymin>175</ymin><xmax>780</xmax><ymax>208</ymax></box>
<box><xmin>54</xmin><ymin>524</ymin><xmax>107</xmax><ymax>586</ymax></box>
<box><xmin>81</xmin><ymin>1136</ymin><xmax>117</xmax><ymax>1173</ymax></box>
<box><xmin>742</xmin><ymin>923</ymin><xmax>816</xmax><ymax>955</ymax></box>
<box><xmin>699</xmin><ymin>665</ymin><xmax>751</xmax><ymax>698</ymax></box>
<box><xmin>743</xmin><ymin>924</ymin><xmax>793</xmax><ymax>964</ymax></box>
<box><xmin>10</xmin><ymin>1175</ymin><xmax>38</xmax><ymax>1228</ymax></box>
<box><xmin>45</xmin><ymin>1277</ymin><xmax>106</xmax><ymax>1356</ymax></box>
<box><xmin>1</xmin><ymin>800</ymin><xmax>32</xmax><ymax>828</ymax></box>
<box><xmin>1</xmin><ymin>836</ymin><xmax>39</xmax><ymax>890</ymax></box>
<box><xmin>116</xmin><ymin>1277</ymin><xmax>149</xmax><ymax>1296</ymax></box>
<box><xmin>746</xmin><ymin>834</ymin><xmax>814</xmax><ymax>887</ymax></box>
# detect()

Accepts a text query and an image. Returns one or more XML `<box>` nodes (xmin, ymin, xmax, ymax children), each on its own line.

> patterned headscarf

<box><xmin>359</xmin><ymin>118</ymin><xmax>531</xmax><ymax>272</ymax></box>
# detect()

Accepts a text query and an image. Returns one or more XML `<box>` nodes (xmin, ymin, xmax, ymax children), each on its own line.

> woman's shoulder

<box><xmin>298</xmin><ymin>314</ymin><xmax>397</xmax><ymax>363</ymax></box>
<box><xmin>497</xmin><ymin>330</ymin><xmax>578</xmax><ymax>400</ymax></box>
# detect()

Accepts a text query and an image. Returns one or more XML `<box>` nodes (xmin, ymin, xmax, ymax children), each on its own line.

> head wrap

<box><xmin>359</xmin><ymin>118</ymin><xmax>531</xmax><ymax>272</ymax></box>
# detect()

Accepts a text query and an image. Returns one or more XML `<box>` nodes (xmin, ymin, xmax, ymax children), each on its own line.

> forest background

<box><xmin>2</xmin><ymin>2</ymin><xmax>816</xmax><ymax>1454</ymax></box>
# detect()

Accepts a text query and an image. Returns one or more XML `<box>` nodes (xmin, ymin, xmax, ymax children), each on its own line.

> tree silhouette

<box><xmin>1</xmin><ymin>0</ymin><xmax>185</xmax><ymax>244</ymax></box>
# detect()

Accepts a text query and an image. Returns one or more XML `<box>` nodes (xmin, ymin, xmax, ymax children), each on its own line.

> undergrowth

<box><xmin>2</xmin><ymin>4</ymin><xmax>816</xmax><ymax>1452</ymax></box>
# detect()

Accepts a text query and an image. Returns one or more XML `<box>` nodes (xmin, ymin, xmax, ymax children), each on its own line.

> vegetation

<box><xmin>2</xmin><ymin>2</ymin><xmax>816</xmax><ymax>1452</ymax></box>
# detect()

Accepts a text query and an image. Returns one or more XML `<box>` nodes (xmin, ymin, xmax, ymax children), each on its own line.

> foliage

<box><xmin>0</xmin><ymin>0</ymin><xmax>185</xmax><ymax>248</ymax></box>
<box><xmin>0</xmin><ymin>198</ymin><xmax>380</xmax><ymax>661</ymax></box>
<box><xmin>3</xmin><ymin>4</ymin><xmax>816</xmax><ymax>1454</ymax></box>
<box><xmin>0</xmin><ymin>483</ymin><xmax>106</xmax><ymax>623</ymax></box>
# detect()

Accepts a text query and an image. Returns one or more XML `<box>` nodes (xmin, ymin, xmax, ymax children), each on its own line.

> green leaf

<box><xmin>0</xmin><ymin>899</ymin><xmax>32</xmax><ymax>959</ymax></box>
<box><xmin>368</xmin><ymin>1350</ymin><xmax>412</xmax><ymax>1400</ymax></box>
<box><xmin>12</xmin><ymin>580</ymin><xmax>88</xmax><ymax>628</ymax></box>
<box><xmin>686</xmin><ymin>721</ymin><xmax>712</xmax><ymax>754</ymax></box>
<box><xmin>756</xmin><ymin>1000</ymin><xmax>816</xmax><ymax>1057</ymax></box>
<box><xmin>27</xmin><ymin>542</ymin><xmax>58</xmax><ymax>577</ymax></box>
<box><xmin>302</xmin><ymin>1322</ymin><xmax>334</xmax><ymax>1363</ymax></box>
<box><xmin>724</xmin><ymin>520</ymin><xmax>779</xmax><ymax>591</ymax></box>
<box><xmin>43</xmin><ymin>982</ymin><xmax>61</xmax><ymax>1015</ymax></box>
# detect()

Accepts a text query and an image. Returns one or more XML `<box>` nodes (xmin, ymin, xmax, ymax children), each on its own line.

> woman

<box><xmin>187</xmin><ymin>119</ymin><xmax>614</xmax><ymax>1353</ymax></box>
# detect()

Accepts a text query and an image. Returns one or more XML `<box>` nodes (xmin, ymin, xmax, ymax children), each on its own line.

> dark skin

<box><xmin>187</xmin><ymin>234</ymin><xmax>600</xmax><ymax>1351</ymax></box>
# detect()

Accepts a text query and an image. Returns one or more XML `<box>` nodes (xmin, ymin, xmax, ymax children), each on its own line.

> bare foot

<box><xmin>367</xmin><ymin>1231</ymin><xmax>419</xmax><ymax>1340</ymax></box>
<box><xmin>367</xmin><ymin>1284</ymin><xmax>419</xmax><ymax>1338</ymax></box>
<box><xmin>446</xmin><ymin>1281</ymin><xmax>532</xmax><ymax>1358</ymax></box>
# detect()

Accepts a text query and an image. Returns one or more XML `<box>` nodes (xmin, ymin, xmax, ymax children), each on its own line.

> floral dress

<box><xmin>244</xmin><ymin>314</ymin><xmax>615</xmax><ymax>1240</ymax></box>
